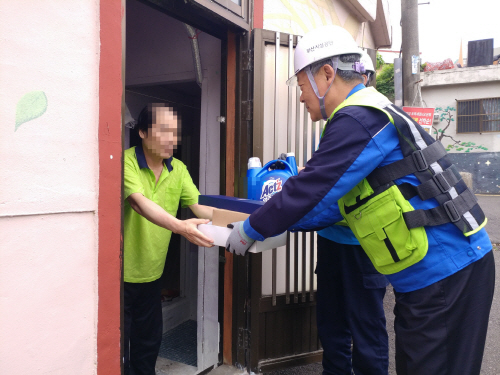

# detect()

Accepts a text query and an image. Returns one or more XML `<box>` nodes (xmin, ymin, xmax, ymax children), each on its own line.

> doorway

<box><xmin>125</xmin><ymin>0</ymin><xmax>222</xmax><ymax>373</ymax></box>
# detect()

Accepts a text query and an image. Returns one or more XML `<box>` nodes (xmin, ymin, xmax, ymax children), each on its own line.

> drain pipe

<box><xmin>185</xmin><ymin>24</ymin><xmax>203</xmax><ymax>88</ymax></box>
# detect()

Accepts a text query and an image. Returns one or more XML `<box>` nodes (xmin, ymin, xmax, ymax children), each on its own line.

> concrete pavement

<box><xmin>477</xmin><ymin>195</ymin><xmax>500</xmax><ymax>243</ymax></box>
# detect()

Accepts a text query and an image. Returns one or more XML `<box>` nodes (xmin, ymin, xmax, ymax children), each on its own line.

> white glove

<box><xmin>226</xmin><ymin>221</ymin><xmax>255</xmax><ymax>256</ymax></box>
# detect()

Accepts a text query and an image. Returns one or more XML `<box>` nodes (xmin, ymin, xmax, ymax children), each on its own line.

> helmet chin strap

<box><xmin>305</xmin><ymin>56</ymin><xmax>338</xmax><ymax>120</ymax></box>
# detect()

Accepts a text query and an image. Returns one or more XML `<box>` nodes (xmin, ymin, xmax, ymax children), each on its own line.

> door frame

<box><xmin>96</xmin><ymin>1</ymin><xmax>248</xmax><ymax>373</ymax></box>
<box><xmin>97</xmin><ymin>1</ymin><xmax>124</xmax><ymax>374</ymax></box>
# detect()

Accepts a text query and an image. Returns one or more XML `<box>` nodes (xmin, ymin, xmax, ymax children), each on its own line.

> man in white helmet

<box><xmin>227</xmin><ymin>25</ymin><xmax>494</xmax><ymax>375</ymax></box>
<box><xmin>310</xmin><ymin>43</ymin><xmax>389</xmax><ymax>375</ymax></box>
<box><xmin>360</xmin><ymin>49</ymin><xmax>375</xmax><ymax>86</ymax></box>
<box><xmin>295</xmin><ymin>37</ymin><xmax>389</xmax><ymax>375</ymax></box>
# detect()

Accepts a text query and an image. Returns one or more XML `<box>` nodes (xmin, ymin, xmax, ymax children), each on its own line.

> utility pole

<box><xmin>401</xmin><ymin>0</ymin><xmax>420</xmax><ymax>106</ymax></box>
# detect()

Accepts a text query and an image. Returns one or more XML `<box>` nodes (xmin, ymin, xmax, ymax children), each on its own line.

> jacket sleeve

<box><xmin>287</xmin><ymin>201</ymin><xmax>342</xmax><ymax>232</ymax></box>
<box><xmin>243</xmin><ymin>107</ymin><xmax>393</xmax><ymax>241</ymax></box>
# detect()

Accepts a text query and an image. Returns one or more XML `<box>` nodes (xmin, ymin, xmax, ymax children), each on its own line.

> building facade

<box><xmin>421</xmin><ymin>65</ymin><xmax>500</xmax><ymax>194</ymax></box>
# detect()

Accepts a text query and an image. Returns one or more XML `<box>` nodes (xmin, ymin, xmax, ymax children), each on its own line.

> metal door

<box><xmin>234</xmin><ymin>29</ymin><xmax>324</xmax><ymax>373</ymax></box>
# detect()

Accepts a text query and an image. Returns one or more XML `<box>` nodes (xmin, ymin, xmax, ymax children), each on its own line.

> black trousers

<box><xmin>124</xmin><ymin>279</ymin><xmax>163</xmax><ymax>375</ymax></box>
<box><xmin>316</xmin><ymin>236</ymin><xmax>389</xmax><ymax>375</ymax></box>
<box><xmin>394</xmin><ymin>250</ymin><xmax>495</xmax><ymax>375</ymax></box>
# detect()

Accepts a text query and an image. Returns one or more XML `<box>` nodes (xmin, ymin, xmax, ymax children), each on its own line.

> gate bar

<box><xmin>294</xmin><ymin>232</ymin><xmax>299</xmax><ymax>303</ymax></box>
<box><xmin>309</xmin><ymin>121</ymin><xmax>317</xmax><ymax>301</ymax></box>
<box><xmin>287</xmin><ymin>34</ymin><xmax>293</xmax><ymax>153</ymax></box>
<box><xmin>285</xmin><ymin>34</ymin><xmax>294</xmax><ymax>305</ymax></box>
<box><xmin>301</xmin><ymin>103</ymin><xmax>308</xmax><ymax>303</ymax></box>
<box><xmin>293</xmin><ymin>40</ymin><xmax>301</xmax><ymax>304</ymax></box>
<box><xmin>274</xmin><ymin>31</ymin><xmax>280</xmax><ymax>157</ymax></box>
<box><xmin>271</xmin><ymin>31</ymin><xmax>281</xmax><ymax>307</ymax></box>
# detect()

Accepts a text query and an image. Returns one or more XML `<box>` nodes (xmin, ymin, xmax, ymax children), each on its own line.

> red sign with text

<box><xmin>402</xmin><ymin>106</ymin><xmax>435</xmax><ymax>127</ymax></box>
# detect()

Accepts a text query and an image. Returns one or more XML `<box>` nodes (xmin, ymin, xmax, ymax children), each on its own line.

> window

<box><xmin>456</xmin><ymin>97</ymin><xmax>500</xmax><ymax>133</ymax></box>
<box><xmin>214</xmin><ymin>0</ymin><xmax>243</xmax><ymax>16</ymax></box>
<box><xmin>191</xmin><ymin>0</ymin><xmax>248</xmax><ymax>27</ymax></box>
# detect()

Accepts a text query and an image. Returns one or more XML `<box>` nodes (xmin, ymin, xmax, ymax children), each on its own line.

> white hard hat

<box><xmin>286</xmin><ymin>25</ymin><xmax>361</xmax><ymax>86</ymax></box>
<box><xmin>359</xmin><ymin>50</ymin><xmax>375</xmax><ymax>73</ymax></box>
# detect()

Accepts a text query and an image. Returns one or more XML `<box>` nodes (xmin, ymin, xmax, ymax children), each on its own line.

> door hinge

<box><xmin>241</xmin><ymin>100</ymin><xmax>253</xmax><ymax>121</ymax></box>
<box><xmin>242</xmin><ymin>50</ymin><xmax>253</xmax><ymax>71</ymax></box>
<box><xmin>238</xmin><ymin>328</ymin><xmax>251</xmax><ymax>350</ymax></box>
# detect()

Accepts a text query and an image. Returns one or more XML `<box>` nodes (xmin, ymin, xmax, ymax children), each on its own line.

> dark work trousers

<box><xmin>316</xmin><ymin>235</ymin><xmax>389</xmax><ymax>375</ymax></box>
<box><xmin>124</xmin><ymin>279</ymin><xmax>163</xmax><ymax>375</ymax></box>
<box><xmin>394</xmin><ymin>250</ymin><xmax>495</xmax><ymax>375</ymax></box>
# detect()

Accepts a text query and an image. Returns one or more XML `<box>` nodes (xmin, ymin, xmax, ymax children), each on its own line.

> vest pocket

<box><xmin>340</xmin><ymin>182</ymin><xmax>428</xmax><ymax>275</ymax></box>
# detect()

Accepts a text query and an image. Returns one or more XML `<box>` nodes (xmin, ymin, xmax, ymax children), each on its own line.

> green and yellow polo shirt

<box><xmin>123</xmin><ymin>145</ymin><xmax>200</xmax><ymax>283</ymax></box>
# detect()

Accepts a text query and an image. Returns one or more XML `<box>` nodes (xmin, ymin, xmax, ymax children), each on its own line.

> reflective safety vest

<box><xmin>326</xmin><ymin>88</ymin><xmax>488</xmax><ymax>275</ymax></box>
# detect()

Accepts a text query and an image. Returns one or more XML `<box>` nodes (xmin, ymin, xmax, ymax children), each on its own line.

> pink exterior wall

<box><xmin>0</xmin><ymin>2</ymin><xmax>100</xmax><ymax>374</ymax></box>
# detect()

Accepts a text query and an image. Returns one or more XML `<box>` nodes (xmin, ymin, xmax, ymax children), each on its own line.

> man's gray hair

<box><xmin>309</xmin><ymin>54</ymin><xmax>364</xmax><ymax>84</ymax></box>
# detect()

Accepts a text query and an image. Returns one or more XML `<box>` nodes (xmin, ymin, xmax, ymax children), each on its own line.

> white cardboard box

<box><xmin>197</xmin><ymin>208</ymin><xmax>286</xmax><ymax>253</ymax></box>
<box><xmin>198</xmin><ymin>223</ymin><xmax>286</xmax><ymax>253</ymax></box>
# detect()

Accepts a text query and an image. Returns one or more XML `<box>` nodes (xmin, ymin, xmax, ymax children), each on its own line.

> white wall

<box><xmin>0</xmin><ymin>2</ymin><xmax>99</xmax><ymax>374</ymax></box>
<box><xmin>422</xmin><ymin>69</ymin><xmax>500</xmax><ymax>153</ymax></box>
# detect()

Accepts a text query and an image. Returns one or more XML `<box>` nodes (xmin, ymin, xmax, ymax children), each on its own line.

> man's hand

<box><xmin>226</xmin><ymin>221</ymin><xmax>255</xmax><ymax>256</ymax></box>
<box><xmin>175</xmin><ymin>218</ymin><xmax>214</xmax><ymax>248</ymax></box>
<box><xmin>127</xmin><ymin>194</ymin><xmax>214</xmax><ymax>247</ymax></box>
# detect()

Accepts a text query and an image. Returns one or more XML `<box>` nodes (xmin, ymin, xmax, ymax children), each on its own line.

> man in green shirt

<box><xmin>123</xmin><ymin>103</ymin><xmax>213</xmax><ymax>375</ymax></box>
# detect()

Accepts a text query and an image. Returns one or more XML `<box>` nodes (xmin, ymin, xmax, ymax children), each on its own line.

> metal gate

<box><xmin>234</xmin><ymin>29</ymin><xmax>325</xmax><ymax>373</ymax></box>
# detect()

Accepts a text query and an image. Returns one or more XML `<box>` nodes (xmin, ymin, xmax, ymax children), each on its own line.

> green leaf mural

<box><xmin>15</xmin><ymin>91</ymin><xmax>48</xmax><ymax>131</ymax></box>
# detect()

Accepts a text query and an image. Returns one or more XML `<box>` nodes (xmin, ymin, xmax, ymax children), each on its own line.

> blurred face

<box><xmin>140</xmin><ymin>106</ymin><xmax>181</xmax><ymax>159</ymax></box>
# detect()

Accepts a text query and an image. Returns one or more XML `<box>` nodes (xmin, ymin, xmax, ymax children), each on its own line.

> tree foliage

<box><xmin>376</xmin><ymin>52</ymin><xmax>385</xmax><ymax>70</ymax></box>
<box><xmin>376</xmin><ymin>63</ymin><xmax>394</xmax><ymax>102</ymax></box>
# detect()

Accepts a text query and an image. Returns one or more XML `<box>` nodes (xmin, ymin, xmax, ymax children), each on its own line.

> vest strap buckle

<box><xmin>412</xmin><ymin>150</ymin><xmax>428</xmax><ymax>172</ymax></box>
<box><xmin>433</xmin><ymin>172</ymin><xmax>452</xmax><ymax>193</ymax></box>
<box><xmin>443</xmin><ymin>200</ymin><xmax>461</xmax><ymax>223</ymax></box>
